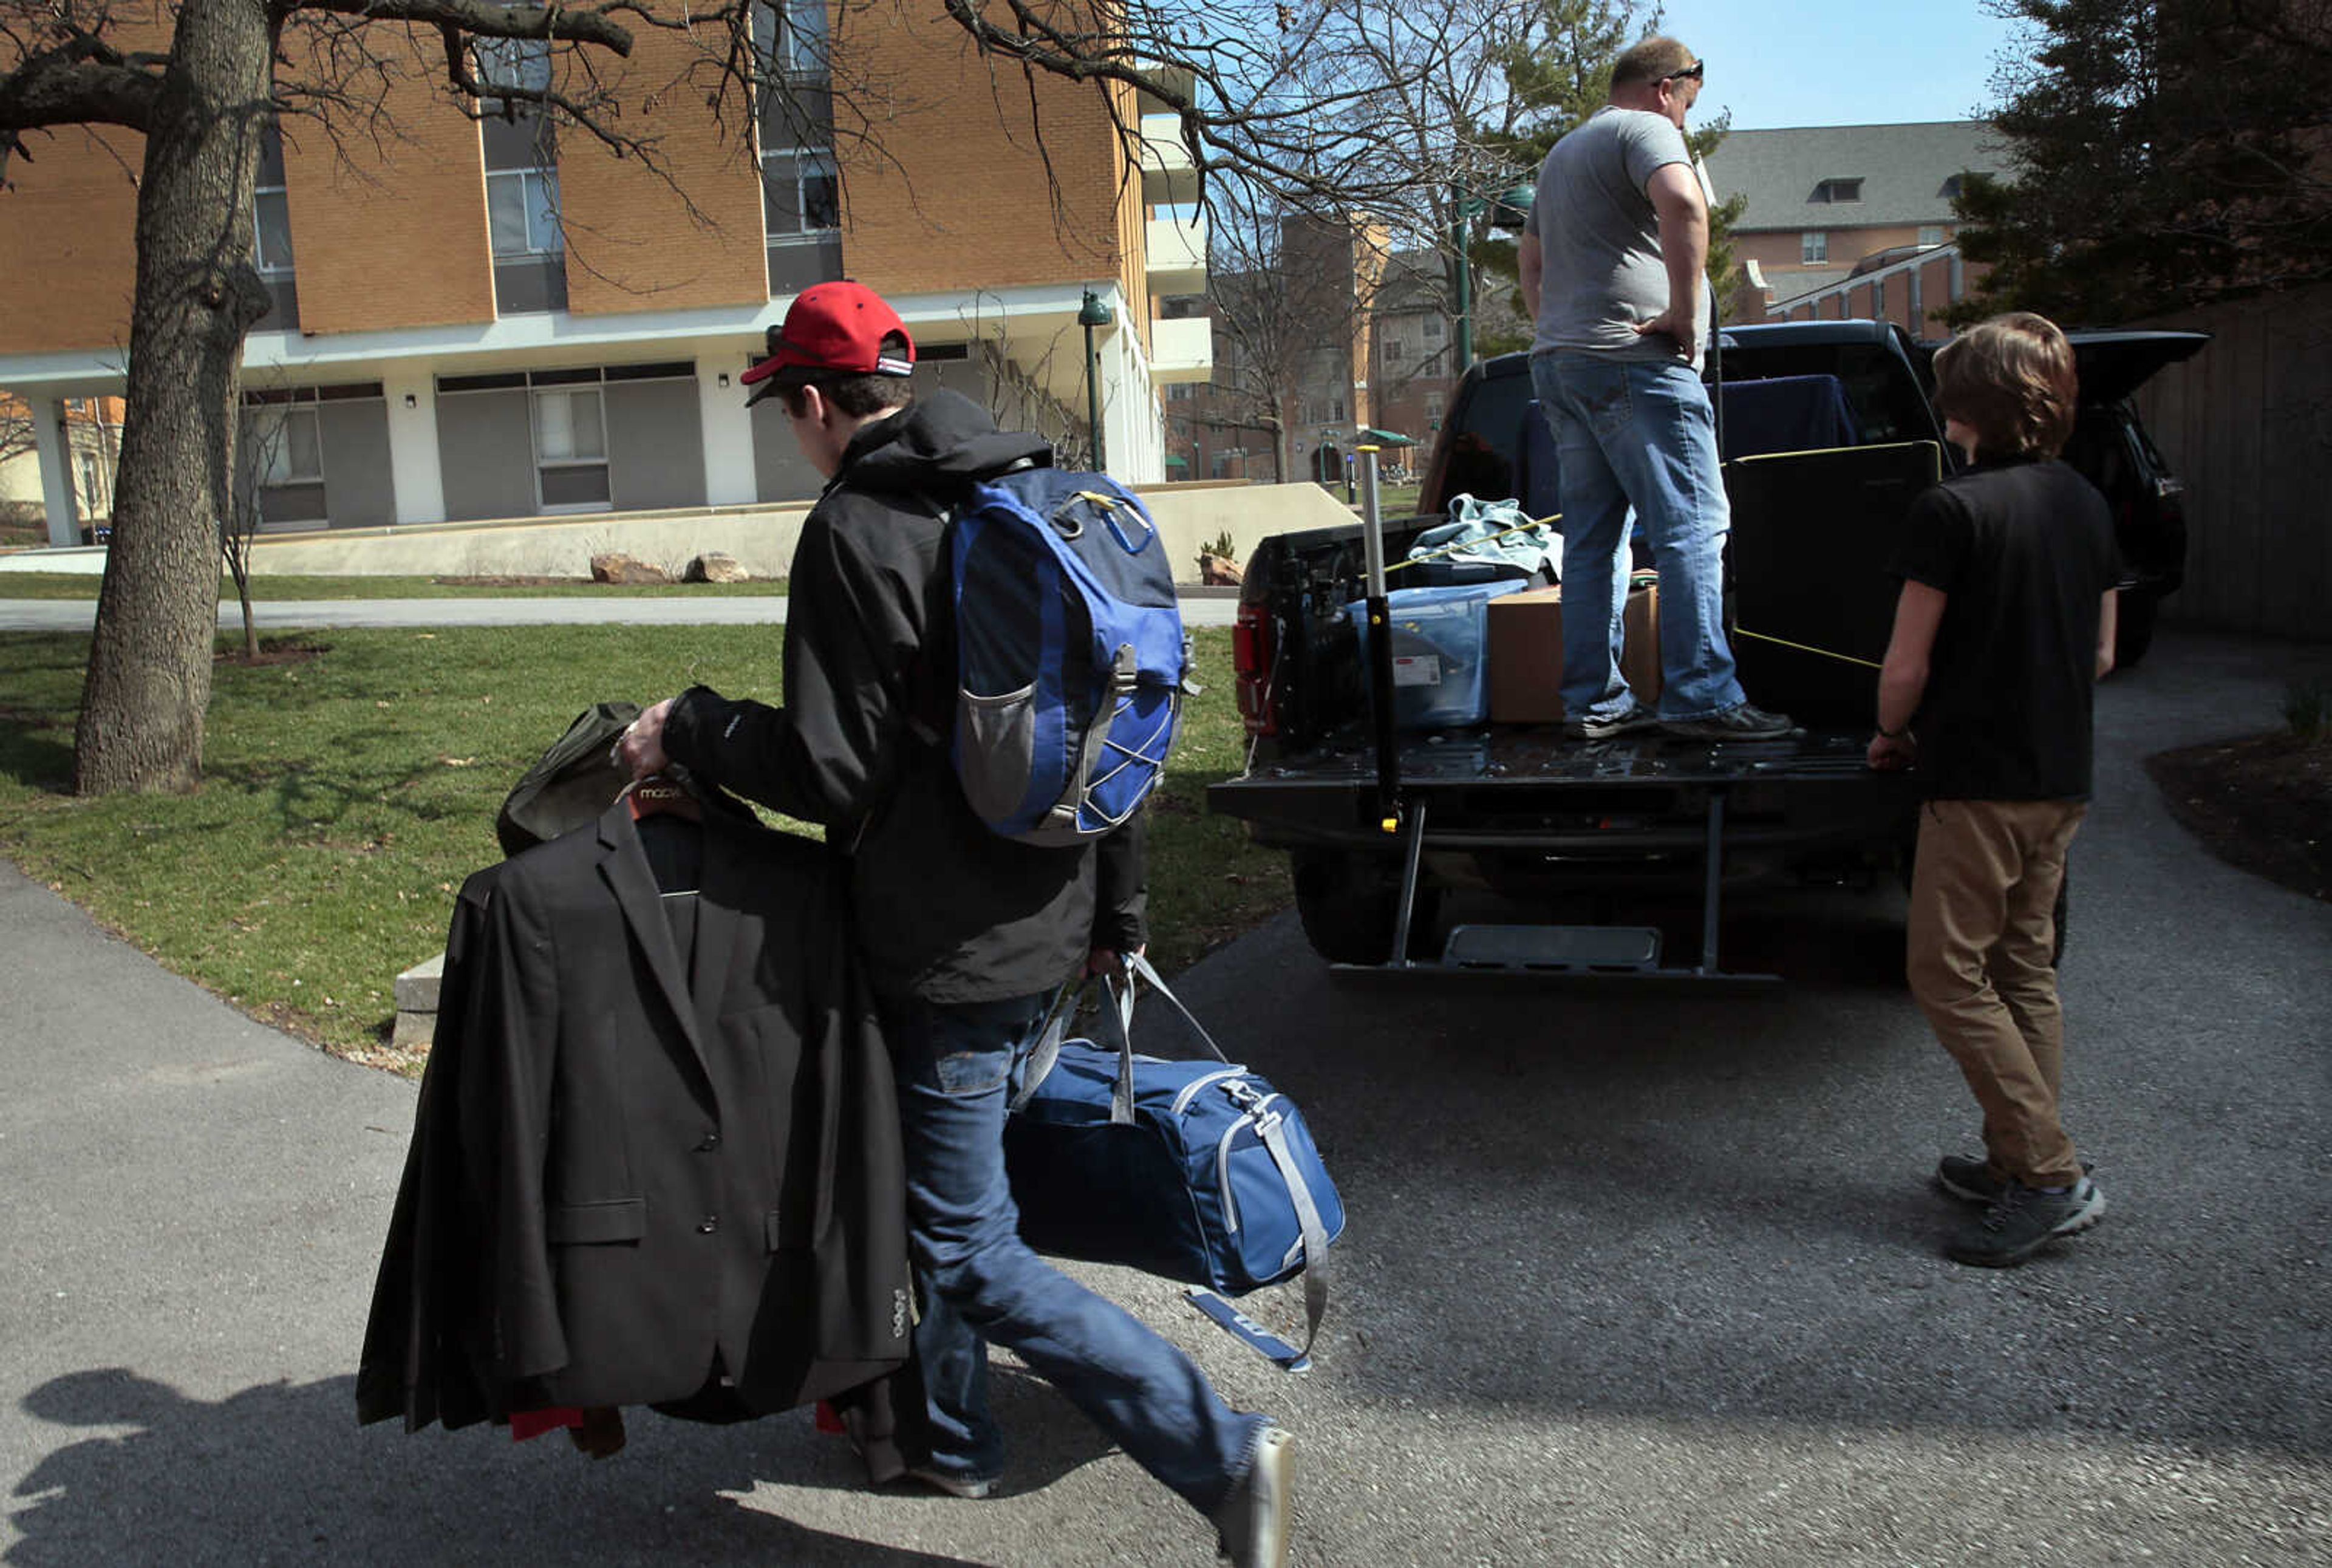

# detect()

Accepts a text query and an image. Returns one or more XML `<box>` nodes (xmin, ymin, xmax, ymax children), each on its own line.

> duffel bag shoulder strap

<box><xmin>1254</xmin><ymin>1111</ymin><xmax>1332</xmax><ymax>1357</ymax></box>
<box><xmin>1125</xmin><ymin>954</ymin><xmax>1329</xmax><ymax>1355</ymax></box>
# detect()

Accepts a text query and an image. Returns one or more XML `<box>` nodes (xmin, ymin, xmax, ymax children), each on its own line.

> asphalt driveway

<box><xmin>1</xmin><ymin>627</ymin><xmax>2326</xmax><ymax>1566</ymax></box>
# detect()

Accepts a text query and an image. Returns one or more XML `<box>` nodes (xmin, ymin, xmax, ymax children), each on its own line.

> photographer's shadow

<box><xmin>9</xmin><ymin>1367</ymin><xmax>1032</xmax><ymax>1566</ymax></box>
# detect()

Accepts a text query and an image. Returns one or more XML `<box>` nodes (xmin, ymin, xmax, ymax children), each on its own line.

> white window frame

<box><xmin>1424</xmin><ymin>388</ymin><xmax>1445</xmax><ymax>418</ymax></box>
<box><xmin>253</xmin><ymin>185</ymin><xmax>295</xmax><ymax>277</ymax></box>
<box><xmin>1423</xmin><ymin>315</ymin><xmax>1445</xmax><ymax>340</ymax></box>
<box><xmin>760</xmin><ymin>147</ymin><xmax>839</xmax><ymax>244</ymax></box>
<box><xmin>488</xmin><ymin>166</ymin><xmax>564</xmax><ymax>258</ymax></box>
<box><xmin>257</xmin><ymin>406</ymin><xmax>324</xmax><ymax>488</ymax></box>
<box><xmin>531</xmin><ymin>386</ymin><xmax>611</xmax><ymax>513</ymax></box>
<box><xmin>1918</xmin><ymin>224</ymin><xmax>1946</xmax><ymax>247</ymax></box>
<box><xmin>1802</xmin><ymin>230</ymin><xmax>1829</xmax><ymax>264</ymax></box>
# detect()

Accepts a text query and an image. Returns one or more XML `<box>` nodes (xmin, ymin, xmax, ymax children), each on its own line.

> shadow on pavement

<box><xmin>9</xmin><ymin>1368</ymin><xmax>1005</xmax><ymax>1567</ymax></box>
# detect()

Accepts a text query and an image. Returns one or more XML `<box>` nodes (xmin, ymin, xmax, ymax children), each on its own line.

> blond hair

<box><xmin>1931</xmin><ymin>312</ymin><xmax>2079</xmax><ymax>460</ymax></box>
<box><xmin>1611</xmin><ymin>36</ymin><xmax>1699</xmax><ymax>90</ymax></box>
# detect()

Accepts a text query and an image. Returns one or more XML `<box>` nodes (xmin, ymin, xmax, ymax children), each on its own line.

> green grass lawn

<box><xmin>0</xmin><ymin>625</ymin><xmax>1289</xmax><ymax>1072</ymax></box>
<box><xmin>0</xmin><ymin>572</ymin><xmax>785</xmax><ymax>601</ymax></box>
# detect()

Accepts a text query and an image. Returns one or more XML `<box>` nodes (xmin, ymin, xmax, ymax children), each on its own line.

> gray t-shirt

<box><xmin>1524</xmin><ymin>106</ymin><xmax>1711</xmax><ymax>369</ymax></box>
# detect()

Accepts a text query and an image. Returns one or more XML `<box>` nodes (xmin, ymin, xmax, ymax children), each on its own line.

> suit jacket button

<box><xmin>697</xmin><ymin>1216</ymin><xmax>719</xmax><ymax>1234</ymax></box>
<box><xmin>697</xmin><ymin>1131</ymin><xmax>720</xmax><ymax>1152</ymax></box>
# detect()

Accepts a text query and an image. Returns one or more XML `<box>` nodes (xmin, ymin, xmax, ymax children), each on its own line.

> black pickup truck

<box><xmin>1204</xmin><ymin>319</ymin><xmax>2204</xmax><ymax>980</ymax></box>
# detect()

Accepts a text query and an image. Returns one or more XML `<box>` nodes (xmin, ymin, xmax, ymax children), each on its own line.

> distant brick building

<box><xmin>0</xmin><ymin>2</ymin><xmax>1211</xmax><ymax>544</ymax></box>
<box><xmin>1706</xmin><ymin>120</ymin><xmax>2011</xmax><ymax>333</ymax></box>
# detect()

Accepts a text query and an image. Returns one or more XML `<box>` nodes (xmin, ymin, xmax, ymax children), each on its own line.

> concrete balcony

<box><xmin>1150</xmin><ymin>316</ymin><xmax>1213</xmax><ymax>384</ymax></box>
<box><xmin>1139</xmin><ymin>114</ymin><xmax>1200</xmax><ymax>207</ymax></box>
<box><xmin>1145</xmin><ymin>213</ymin><xmax>1208</xmax><ymax>298</ymax></box>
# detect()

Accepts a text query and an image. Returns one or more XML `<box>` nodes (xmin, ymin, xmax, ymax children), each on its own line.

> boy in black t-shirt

<box><xmin>1869</xmin><ymin>312</ymin><xmax>2122</xmax><ymax>1268</ymax></box>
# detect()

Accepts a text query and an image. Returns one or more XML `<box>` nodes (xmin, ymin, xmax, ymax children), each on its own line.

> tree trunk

<box><xmin>72</xmin><ymin>0</ymin><xmax>274</xmax><ymax>795</ymax></box>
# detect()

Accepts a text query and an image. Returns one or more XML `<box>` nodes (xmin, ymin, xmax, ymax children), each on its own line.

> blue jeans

<box><xmin>1530</xmin><ymin>350</ymin><xmax>1748</xmax><ymax>722</ymax></box>
<box><xmin>878</xmin><ymin>990</ymin><xmax>1264</xmax><ymax>1514</ymax></box>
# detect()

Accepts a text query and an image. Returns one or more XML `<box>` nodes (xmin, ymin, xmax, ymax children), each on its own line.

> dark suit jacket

<box><xmin>359</xmin><ymin>801</ymin><xmax>913</xmax><ymax>1424</ymax></box>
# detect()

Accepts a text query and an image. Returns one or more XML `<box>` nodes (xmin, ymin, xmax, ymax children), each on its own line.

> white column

<box><xmin>31</xmin><ymin>399</ymin><xmax>79</xmax><ymax>547</ymax></box>
<box><xmin>383</xmin><ymin>372</ymin><xmax>447</xmax><ymax>525</ymax></box>
<box><xmin>698</xmin><ymin>351</ymin><xmax>758</xmax><ymax>506</ymax></box>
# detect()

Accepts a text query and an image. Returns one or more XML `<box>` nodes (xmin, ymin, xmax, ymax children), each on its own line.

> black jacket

<box><xmin>661</xmin><ymin>389</ymin><xmax>1148</xmax><ymax>1004</ymax></box>
<box><xmin>357</xmin><ymin>801</ymin><xmax>914</xmax><ymax>1424</ymax></box>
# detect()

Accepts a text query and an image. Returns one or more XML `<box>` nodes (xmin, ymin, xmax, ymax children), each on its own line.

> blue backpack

<box><xmin>946</xmin><ymin>467</ymin><xmax>1190</xmax><ymax>847</ymax></box>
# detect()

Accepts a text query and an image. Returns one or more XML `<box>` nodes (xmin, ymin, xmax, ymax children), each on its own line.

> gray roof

<box><xmin>1705</xmin><ymin>121</ymin><xmax>2013</xmax><ymax>233</ymax></box>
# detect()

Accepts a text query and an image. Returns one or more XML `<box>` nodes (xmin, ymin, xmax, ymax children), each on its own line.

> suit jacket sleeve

<box><xmin>356</xmin><ymin>870</ymin><xmax>499</xmax><ymax>1430</ymax></box>
<box><xmin>455</xmin><ymin>866</ymin><xmax>572</xmax><ymax>1388</ymax></box>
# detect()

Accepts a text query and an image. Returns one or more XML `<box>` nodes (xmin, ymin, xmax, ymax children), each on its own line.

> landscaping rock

<box><xmin>590</xmin><ymin>551</ymin><xmax>669</xmax><ymax>584</ymax></box>
<box><xmin>685</xmin><ymin>551</ymin><xmax>750</xmax><ymax>584</ymax></box>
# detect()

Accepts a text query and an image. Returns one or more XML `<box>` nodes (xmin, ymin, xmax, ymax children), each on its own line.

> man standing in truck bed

<box><xmin>1517</xmin><ymin>35</ymin><xmax>1794</xmax><ymax>742</ymax></box>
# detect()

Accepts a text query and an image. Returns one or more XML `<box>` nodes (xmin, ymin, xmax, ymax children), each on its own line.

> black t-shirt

<box><xmin>1887</xmin><ymin>456</ymin><xmax>2121</xmax><ymax>801</ymax></box>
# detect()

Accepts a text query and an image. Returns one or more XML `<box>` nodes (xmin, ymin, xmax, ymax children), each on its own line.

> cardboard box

<box><xmin>1486</xmin><ymin>580</ymin><xmax>1662</xmax><ymax>724</ymax></box>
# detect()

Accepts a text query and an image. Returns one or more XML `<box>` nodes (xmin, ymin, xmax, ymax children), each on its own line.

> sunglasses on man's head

<box><xmin>1666</xmin><ymin>61</ymin><xmax>1705</xmax><ymax>83</ymax></box>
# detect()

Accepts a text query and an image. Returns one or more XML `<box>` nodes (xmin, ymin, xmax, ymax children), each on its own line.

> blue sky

<box><xmin>1651</xmin><ymin>1</ymin><xmax>2030</xmax><ymax>129</ymax></box>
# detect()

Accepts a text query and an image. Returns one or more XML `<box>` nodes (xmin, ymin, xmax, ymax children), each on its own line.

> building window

<box><xmin>488</xmin><ymin>167</ymin><xmax>564</xmax><ymax>257</ymax></box>
<box><xmin>1424</xmin><ymin>389</ymin><xmax>1444</xmax><ymax>418</ymax></box>
<box><xmin>756</xmin><ymin>0</ymin><xmax>828</xmax><ymax>75</ymax></box>
<box><xmin>1382</xmin><ymin>337</ymin><xmax>1405</xmax><ymax>366</ymax></box>
<box><xmin>1810</xmin><ymin>177</ymin><xmax>1863</xmax><ymax>203</ymax></box>
<box><xmin>1166</xmin><ymin>383</ymin><xmax>1193</xmax><ymax>402</ymax></box>
<box><xmin>473</xmin><ymin>30</ymin><xmax>552</xmax><ymax>103</ymax></box>
<box><xmin>1424</xmin><ymin>315</ymin><xmax>1444</xmax><ymax>340</ymax></box>
<box><xmin>1331</xmin><ymin>396</ymin><xmax>1346</xmax><ymax>422</ymax></box>
<box><xmin>1918</xmin><ymin>224</ymin><xmax>1946</xmax><ymax>247</ymax></box>
<box><xmin>760</xmin><ymin>149</ymin><xmax>839</xmax><ymax>240</ymax></box>
<box><xmin>1802</xmin><ymin>231</ymin><xmax>1829</xmax><ymax>264</ymax></box>
<box><xmin>260</xmin><ymin>408</ymin><xmax>324</xmax><ymax>489</ymax></box>
<box><xmin>533</xmin><ymin>387</ymin><xmax>611</xmax><ymax>510</ymax></box>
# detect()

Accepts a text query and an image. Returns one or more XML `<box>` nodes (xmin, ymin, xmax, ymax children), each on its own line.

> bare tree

<box><xmin>220</xmin><ymin>384</ymin><xmax>298</xmax><ymax>661</ymax></box>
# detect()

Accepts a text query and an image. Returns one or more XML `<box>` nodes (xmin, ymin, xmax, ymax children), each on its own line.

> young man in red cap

<box><xmin>619</xmin><ymin>281</ymin><xmax>1291</xmax><ymax>1567</ymax></box>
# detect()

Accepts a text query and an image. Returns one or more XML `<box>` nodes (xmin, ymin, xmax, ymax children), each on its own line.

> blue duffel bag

<box><xmin>1002</xmin><ymin>953</ymin><xmax>1342</xmax><ymax>1355</ymax></box>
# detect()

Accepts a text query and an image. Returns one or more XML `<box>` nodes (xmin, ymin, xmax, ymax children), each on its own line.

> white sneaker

<box><xmin>1212</xmin><ymin>1425</ymin><xmax>1292</xmax><ymax>1568</ymax></box>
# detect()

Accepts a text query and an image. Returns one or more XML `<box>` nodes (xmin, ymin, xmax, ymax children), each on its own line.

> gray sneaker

<box><xmin>903</xmin><ymin>1465</ymin><xmax>994</xmax><ymax>1500</ymax></box>
<box><xmin>1212</xmin><ymin>1425</ymin><xmax>1292</xmax><ymax>1568</ymax></box>
<box><xmin>1563</xmin><ymin>704</ymin><xmax>1661</xmax><ymax>741</ymax></box>
<box><xmin>1936</xmin><ymin>1153</ymin><xmax>2094</xmax><ymax>1205</ymax></box>
<box><xmin>1660</xmin><ymin>703</ymin><xmax>1801</xmax><ymax>741</ymax></box>
<box><xmin>1946</xmin><ymin>1175</ymin><xmax>2107</xmax><ymax>1267</ymax></box>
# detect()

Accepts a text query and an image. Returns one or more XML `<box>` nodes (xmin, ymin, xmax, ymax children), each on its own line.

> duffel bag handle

<box><xmin>1009</xmin><ymin>955</ymin><xmax>1232</xmax><ymax>1120</ymax></box>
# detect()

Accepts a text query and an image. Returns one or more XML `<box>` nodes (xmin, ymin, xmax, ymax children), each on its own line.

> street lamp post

<box><xmin>1451</xmin><ymin>180</ymin><xmax>1537</xmax><ymax>374</ymax></box>
<box><xmin>1078</xmin><ymin>289</ymin><xmax>1112</xmax><ymax>471</ymax></box>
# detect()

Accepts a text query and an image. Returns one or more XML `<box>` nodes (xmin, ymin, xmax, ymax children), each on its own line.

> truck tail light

<box><xmin>1233</xmin><ymin>601</ymin><xmax>1278</xmax><ymax>737</ymax></box>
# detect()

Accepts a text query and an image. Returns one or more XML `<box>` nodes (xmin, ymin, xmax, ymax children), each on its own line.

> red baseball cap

<box><xmin>742</xmin><ymin>281</ymin><xmax>915</xmax><ymax>404</ymax></box>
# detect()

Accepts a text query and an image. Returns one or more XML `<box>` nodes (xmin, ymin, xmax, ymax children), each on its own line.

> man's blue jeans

<box><xmin>1529</xmin><ymin>350</ymin><xmax>1748</xmax><ymax>722</ymax></box>
<box><xmin>879</xmin><ymin>990</ymin><xmax>1264</xmax><ymax>1513</ymax></box>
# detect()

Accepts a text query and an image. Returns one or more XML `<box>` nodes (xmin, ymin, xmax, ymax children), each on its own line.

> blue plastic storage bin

<box><xmin>1346</xmin><ymin>579</ymin><xmax>1529</xmax><ymax>729</ymax></box>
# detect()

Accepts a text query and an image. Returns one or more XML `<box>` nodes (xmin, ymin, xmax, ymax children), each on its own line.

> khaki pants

<box><xmin>1907</xmin><ymin>798</ymin><xmax>2088</xmax><ymax>1188</ymax></box>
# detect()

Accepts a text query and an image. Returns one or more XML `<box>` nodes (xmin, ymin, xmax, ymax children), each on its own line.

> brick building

<box><xmin>0</xmin><ymin>1</ymin><xmax>1210</xmax><ymax>544</ymax></box>
<box><xmin>1705</xmin><ymin>120</ymin><xmax>2011</xmax><ymax>332</ymax></box>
